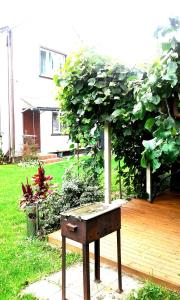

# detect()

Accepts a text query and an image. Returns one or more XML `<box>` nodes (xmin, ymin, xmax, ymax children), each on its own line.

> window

<box><xmin>52</xmin><ymin>111</ymin><xmax>60</xmax><ymax>134</ymax></box>
<box><xmin>40</xmin><ymin>48</ymin><xmax>66</xmax><ymax>78</ymax></box>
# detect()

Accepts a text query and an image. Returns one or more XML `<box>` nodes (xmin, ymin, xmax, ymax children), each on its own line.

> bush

<box><xmin>0</xmin><ymin>148</ymin><xmax>4</xmax><ymax>164</ymax></box>
<box><xmin>38</xmin><ymin>191</ymin><xmax>64</xmax><ymax>236</ymax></box>
<box><xmin>61</xmin><ymin>173</ymin><xmax>103</xmax><ymax>207</ymax></box>
<box><xmin>38</xmin><ymin>173</ymin><xmax>103</xmax><ymax>236</ymax></box>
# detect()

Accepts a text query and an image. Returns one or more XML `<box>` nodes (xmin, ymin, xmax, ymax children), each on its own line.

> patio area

<box><xmin>49</xmin><ymin>191</ymin><xmax>180</xmax><ymax>292</ymax></box>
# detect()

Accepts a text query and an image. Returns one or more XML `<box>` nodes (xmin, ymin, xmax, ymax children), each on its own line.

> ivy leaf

<box><xmin>133</xmin><ymin>102</ymin><xmax>145</xmax><ymax>120</ymax></box>
<box><xmin>77</xmin><ymin>109</ymin><xmax>84</xmax><ymax>116</ymax></box>
<box><xmin>164</xmin><ymin>116</ymin><xmax>175</xmax><ymax>129</ymax></box>
<box><xmin>171</xmin><ymin>127</ymin><xmax>177</xmax><ymax>136</ymax></box>
<box><xmin>141</xmin><ymin>156</ymin><xmax>147</xmax><ymax>168</ymax></box>
<box><xmin>161</xmin><ymin>141</ymin><xmax>176</xmax><ymax>154</ymax></box>
<box><xmin>145</xmin><ymin>102</ymin><xmax>156</xmax><ymax>112</ymax></box>
<box><xmin>69</xmin><ymin>143</ymin><xmax>75</xmax><ymax>149</ymax></box>
<box><xmin>123</xmin><ymin>128</ymin><xmax>132</xmax><ymax>136</ymax></box>
<box><xmin>143</xmin><ymin>138</ymin><xmax>157</xmax><ymax>151</ymax></box>
<box><xmin>95</xmin><ymin>98</ymin><xmax>104</xmax><ymax>104</ymax></box>
<box><xmin>109</xmin><ymin>82</ymin><xmax>116</xmax><ymax>87</ymax></box>
<box><xmin>104</xmin><ymin>88</ymin><xmax>111</xmax><ymax>97</ymax></box>
<box><xmin>76</xmin><ymin>82</ymin><xmax>83</xmax><ymax>92</ymax></box>
<box><xmin>161</xmin><ymin>143</ymin><xmax>169</xmax><ymax>153</ymax></box>
<box><xmin>152</xmin><ymin>159</ymin><xmax>161</xmax><ymax>171</ymax></box>
<box><xmin>144</xmin><ymin>118</ymin><xmax>155</xmax><ymax>132</ymax></box>
<box><xmin>151</xmin><ymin>95</ymin><xmax>161</xmax><ymax>105</ymax></box>
<box><xmin>82</xmin><ymin>118</ymin><xmax>91</xmax><ymax>124</ymax></box>
<box><xmin>111</xmin><ymin>109</ymin><xmax>126</xmax><ymax>119</ymax></box>
<box><xmin>162</xmin><ymin>61</ymin><xmax>178</xmax><ymax>86</ymax></box>
<box><xmin>88</xmin><ymin>78</ymin><xmax>96</xmax><ymax>86</ymax></box>
<box><xmin>176</xmin><ymin>136</ymin><xmax>180</xmax><ymax>145</ymax></box>
<box><xmin>96</xmin><ymin>81</ymin><xmax>106</xmax><ymax>88</ymax></box>
<box><xmin>161</xmin><ymin>42</ymin><xmax>171</xmax><ymax>52</ymax></box>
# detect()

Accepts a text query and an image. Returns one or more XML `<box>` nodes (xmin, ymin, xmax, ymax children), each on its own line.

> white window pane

<box><xmin>40</xmin><ymin>48</ymin><xmax>66</xmax><ymax>78</ymax></box>
<box><xmin>40</xmin><ymin>50</ymin><xmax>46</xmax><ymax>74</ymax></box>
<box><xmin>52</xmin><ymin>112</ymin><xmax>60</xmax><ymax>134</ymax></box>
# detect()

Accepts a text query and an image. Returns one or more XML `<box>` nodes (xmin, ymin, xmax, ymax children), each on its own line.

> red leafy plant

<box><xmin>20</xmin><ymin>163</ymin><xmax>55</xmax><ymax>209</ymax></box>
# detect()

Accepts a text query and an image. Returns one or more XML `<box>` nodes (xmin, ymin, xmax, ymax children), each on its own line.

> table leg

<box><xmin>94</xmin><ymin>239</ymin><xmax>100</xmax><ymax>282</ymax></box>
<box><xmin>62</xmin><ymin>235</ymin><xmax>66</xmax><ymax>300</ymax></box>
<box><xmin>83</xmin><ymin>243</ymin><xmax>90</xmax><ymax>300</ymax></box>
<box><xmin>117</xmin><ymin>229</ymin><xmax>123</xmax><ymax>293</ymax></box>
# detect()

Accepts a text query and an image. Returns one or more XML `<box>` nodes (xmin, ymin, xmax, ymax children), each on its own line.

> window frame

<box><xmin>52</xmin><ymin>111</ymin><xmax>61</xmax><ymax>135</ymax></box>
<box><xmin>51</xmin><ymin>111</ymin><xmax>69</xmax><ymax>136</ymax></box>
<box><xmin>39</xmin><ymin>46</ymin><xmax>66</xmax><ymax>79</ymax></box>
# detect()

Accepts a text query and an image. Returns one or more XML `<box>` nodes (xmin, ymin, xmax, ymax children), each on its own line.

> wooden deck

<box><xmin>48</xmin><ymin>191</ymin><xmax>180</xmax><ymax>292</ymax></box>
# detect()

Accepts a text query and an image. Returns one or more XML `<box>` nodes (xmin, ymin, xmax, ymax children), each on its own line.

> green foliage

<box><xmin>0</xmin><ymin>148</ymin><xmax>4</xmax><ymax>164</ymax></box>
<box><xmin>22</xmin><ymin>138</ymin><xmax>38</xmax><ymax>162</ymax></box>
<box><xmin>126</xmin><ymin>281</ymin><xmax>180</xmax><ymax>300</ymax></box>
<box><xmin>38</xmin><ymin>166</ymin><xmax>103</xmax><ymax>236</ymax></box>
<box><xmin>54</xmin><ymin>48</ymin><xmax>136</xmax><ymax>142</ymax></box>
<box><xmin>20</xmin><ymin>163</ymin><xmax>54</xmax><ymax>209</ymax></box>
<box><xmin>61</xmin><ymin>170</ymin><xmax>103</xmax><ymax>207</ymax></box>
<box><xmin>38</xmin><ymin>190</ymin><xmax>66</xmax><ymax>236</ymax></box>
<box><xmin>134</xmin><ymin>17</ymin><xmax>180</xmax><ymax>171</ymax></box>
<box><xmin>55</xmin><ymin>18</ymin><xmax>180</xmax><ymax>199</ymax></box>
<box><xmin>54</xmin><ymin>48</ymin><xmax>146</xmax><ymax>197</ymax></box>
<box><xmin>18</xmin><ymin>159</ymin><xmax>40</xmax><ymax>168</ymax></box>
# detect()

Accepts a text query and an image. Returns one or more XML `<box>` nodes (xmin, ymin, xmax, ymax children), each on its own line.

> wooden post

<box><xmin>104</xmin><ymin>123</ymin><xmax>111</xmax><ymax>204</ymax></box>
<box><xmin>146</xmin><ymin>165</ymin><xmax>152</xmax><ymax>202</ymax></box>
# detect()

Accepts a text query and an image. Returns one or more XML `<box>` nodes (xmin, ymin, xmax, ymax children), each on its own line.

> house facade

<box><xmin>0</xmin><ymin>21</ymin><xmax>78</xmax><ymax>160</ymax></box>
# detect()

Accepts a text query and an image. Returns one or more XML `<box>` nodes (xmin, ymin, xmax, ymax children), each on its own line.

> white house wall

<box><xmin>0</xmin><ymin>20</ymin><xmax>79</xmax><ymax>156</ymax></box>
<box><xmin>40</xmin><ymin>111</ymin><xmax>70</xmax><ymax>153</ymax></box>
<box><xmin>0</xmin><ymin>32</ymin><xmax>10</xmax><ymax>155</ymax></box>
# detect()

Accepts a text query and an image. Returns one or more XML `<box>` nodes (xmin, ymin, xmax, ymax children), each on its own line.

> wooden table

<box><xmin>60</xmin><ymin>201</ymin><xmax>123</xmax><ymax>300</ymax></box>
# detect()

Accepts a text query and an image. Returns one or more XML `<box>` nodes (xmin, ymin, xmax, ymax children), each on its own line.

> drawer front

<box><xmin>86</xmin><ymin>208</ymin><xmax>121</xmax><ymax>243</ymax></box>
<box><xmin>61</xmin><ymin>217</ymin><xmax>86</xmax><ymax>243</ymax></box>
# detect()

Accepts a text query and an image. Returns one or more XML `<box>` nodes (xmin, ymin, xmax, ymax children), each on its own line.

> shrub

<box><xmin>38</xmin><ymin>172</ymin><xmax>103</xmax><ymax>236</ymax></box>
<box><xmin>38</xmin><ymin>191</ymin><xmax>64</xmax><ymax>236</ymax></box>
<box><xmin>0</xmin><ymin>148</ymin><xmax>4</xmax><ymax>164</ymax></box>
<box><xmin>22</xmin><ymin>139</ymin><xmax>38</xmax><ymax>162</ymax></box>
<box><xmin>61</xmin><ymin>173</ymin><xmax>103</xmax><ymax>207</ymax></box>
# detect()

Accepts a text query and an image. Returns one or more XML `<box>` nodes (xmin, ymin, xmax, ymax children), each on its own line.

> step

<box><xmin>38</xmin><ymin>153</ymin><xmax>58</xmax><ymax>160</ymax></box>
<box><xmin>39</xmin><ymin>157</ymin><xmax>62</xmax><ymax>164</ymax></box>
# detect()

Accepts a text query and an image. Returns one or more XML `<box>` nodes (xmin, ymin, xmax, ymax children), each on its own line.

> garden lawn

<box><xmin>0</xmin><ymin>159</ymin><xmax>80</xmax><ymax>300</ymax></box>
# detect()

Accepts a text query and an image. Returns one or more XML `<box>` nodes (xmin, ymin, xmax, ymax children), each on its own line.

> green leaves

<box><xmin>144</xmin><ymin>118</ymin><xmax>155</xmax><ymax>132</ymax></box>
<box><xmin>111</xmin><ymin>109</ymin><xmax>125</xmax><ymax>119</ymax></box>
<box><xmin>55</xmin><ymin>31</ymin><xmax>180</xmax><ymax>196</ymax></box>
<box><xmin>143</xmin><ymin>138</ymin><xmax>157</xmax><ymax>151</ymax></box>
<box><xmin>88</xmin><ymin>78</ymin><xmax>96</xmax><ymax>86</ymax></box>
<box><xmin>133</xmin><ymin>102</ymin><xmax>145</xmax><ymax>120</ymax></box>
<box><xmin>151</xmin><ymin>95</ymin><xmax>161</xmax><ymax>105</ymax></box>
<box><xmin>162</xmin><ymin>61</ymin><xmax>178</xmax><ymax>86</ymax></box>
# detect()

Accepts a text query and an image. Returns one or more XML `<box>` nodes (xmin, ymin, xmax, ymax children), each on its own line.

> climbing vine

<box><xmin>133</xmin><ymin>17</ymin><xmax>180</xmax><ymax>171</ymax></box>
<box><xmin>54</xmin><ymin>18</ymin><xmax>180</xmax><ymax>199</ymax></box>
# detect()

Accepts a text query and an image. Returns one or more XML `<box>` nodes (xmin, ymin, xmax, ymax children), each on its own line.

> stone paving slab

<box><xmin>21</xmin><ymin>261</ymin><xmax>142</xmax><ymax>299</ymax></box>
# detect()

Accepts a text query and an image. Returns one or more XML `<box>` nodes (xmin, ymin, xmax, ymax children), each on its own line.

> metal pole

<box><xmin>7</xmin><ymin>28</ymin><xmax>15</xmax><ymax>161</ymax></box>
<box><xmin>62</xmin><ymin>235</ymin><xmax>66</xmax><ymax>300</ymax></box>
<box><xmin>118</xmin><ymin>160</ymin><xmax>122</xmax><ymax>199</ymax></box>
<box><xmin>104</xmin><ymin>122</ymin><xmax>111</xmax><ymax>204</ymax></box>
<box><xmin>146</xmin><ymin>165</ymin><xmax>152</xmax><ymax>202</ymax></box>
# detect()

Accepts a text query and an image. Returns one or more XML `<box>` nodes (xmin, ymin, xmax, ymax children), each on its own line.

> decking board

<box><xmin>48</xmin><ymin>191</ymin><xmax>180</xmax><ymax>291</ymax></box>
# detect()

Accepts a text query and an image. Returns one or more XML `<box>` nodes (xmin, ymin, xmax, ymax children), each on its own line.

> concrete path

<box><xmin>21</xmin><ymin>261</ymin><xmax>142</xmax><ymax>299</ymax></box>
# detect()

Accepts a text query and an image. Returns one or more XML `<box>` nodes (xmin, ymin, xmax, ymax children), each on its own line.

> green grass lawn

<box><xmin>0</xmin><ymin>159</ymin><xmax>80</xmax><ymax>300</ymax></box>
<box><xmin>1</xmin><ymin>158</ymin><xmax>179</xmax><ymax>300</ymax></box>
